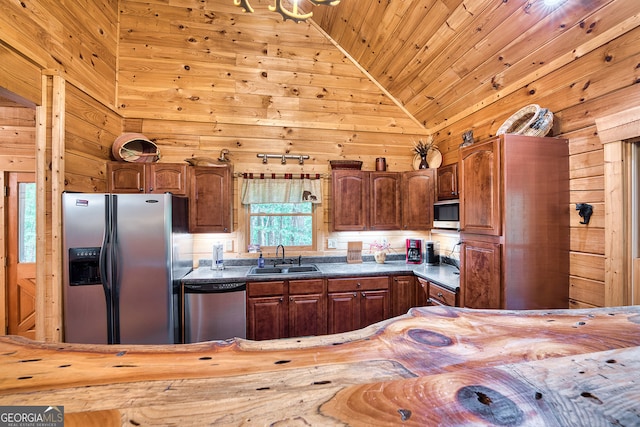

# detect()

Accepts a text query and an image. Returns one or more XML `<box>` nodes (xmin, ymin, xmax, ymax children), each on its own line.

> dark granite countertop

<box><xmin>183</xmin><ymin>257</ymin><xmax>460</xmax><ymax>292</ymax></box>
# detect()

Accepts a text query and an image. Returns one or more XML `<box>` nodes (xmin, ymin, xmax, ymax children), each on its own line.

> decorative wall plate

<box><xmin>412</xmin><ymin>148</ymin><xmax>443</xmax><ymax>170</ymax></box>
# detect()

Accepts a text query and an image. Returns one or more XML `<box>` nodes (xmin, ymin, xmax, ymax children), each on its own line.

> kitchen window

<box><xmin>248</xmin><ymin>203</ymin><xmax>315</xmax><ymax>248</ymax></box>
<box><xmin>241</xmin><ymin>175</ymin><xmax>322</xmax><ymax>251</ymax></box>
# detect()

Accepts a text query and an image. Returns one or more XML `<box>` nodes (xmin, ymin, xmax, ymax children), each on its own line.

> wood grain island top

<box><xmin>1</xmin><ymin>306</ymin><xmax>639</xmax><ymax>426</ymax></box>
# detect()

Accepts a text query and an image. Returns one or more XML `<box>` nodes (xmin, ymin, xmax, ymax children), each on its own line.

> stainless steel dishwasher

<box><xmin>183</xmin><ymin>282</ymin><xmax>246</xmax><ymax>343</ymax></box>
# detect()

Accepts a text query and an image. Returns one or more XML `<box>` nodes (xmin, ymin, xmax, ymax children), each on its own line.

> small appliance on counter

<box><xmin>406</xmin><ymin>239</ymin><xmax>422</xmax><ymax>264</ymax></box>
<box><xmin>425</xmin><ymin>241</ymin><xmax>440</xmax><ymax>265</ymax></box>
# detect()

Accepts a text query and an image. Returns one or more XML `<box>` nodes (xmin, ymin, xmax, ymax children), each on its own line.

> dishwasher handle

<box><xmin>183</xmin><ymin>282</ymin><xmax>246</xmax><ymax>294</ymax></box>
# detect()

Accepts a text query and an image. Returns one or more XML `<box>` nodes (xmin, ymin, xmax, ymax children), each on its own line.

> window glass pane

<box><xmin>249</xmin><ymin>203</ymin><xmax>313</xmax><ymax>247</ymax></box>
<box><xmin>250</xmin><ymin>203</ymin><xmax>312</xmax><ymax>214</ymax></box>
<box><xmin>19</xmin><ymin>182</ymin><xmax>36</xmax><ymax>263</ymax></box>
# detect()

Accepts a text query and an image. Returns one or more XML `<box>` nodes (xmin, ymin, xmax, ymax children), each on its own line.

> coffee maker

<box><xmin>406</xmin><ymin>239</ymin><xmax>422</xmax><ymax>264</ymax></box>
<box><xmin>425</xmin><ymin>241</ymin><xmax>440</xmax><ymax>265</ymax></box>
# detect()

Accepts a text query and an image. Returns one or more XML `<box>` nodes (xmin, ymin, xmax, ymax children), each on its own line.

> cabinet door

<box><xmin>437</xmin><ymin>163</ymin><xmax>458</xmax><ymax>200</ymax></box>
<box><xmin>289</xmin><ymin>293</ymin><xmax>326</xmax><ymax>337</ymax></box>
<box><xmin>148</xmin><ymin>163</ymin><xmax>189</xmax><ymax>195</ymax></box>
<box><xmin>247</xmin><ymin>295</ymin><xmax>287</xmax><ymax>340</ymax></box>
<box><xmin>327</xmin><ymin>292</ymin><xmax>359</xmax><ymax>334</ymax></box>
<box><xmin>416</xmin><ymin>278</ymin><xmax>429</xmax><ymax>307</ymax></box>
<box><xmin>391</xmin><ymin>275</ymin><xmax>416</xmax><ymax>317</ymax></box>
<box><xmin>369</xmin><ymin>172</ymin><xmax>401</xmax><ymax>230</ymax></box>
<box><xmin>288</xmin><ymin>279</ymin><xmax>326</xmax><ymax>337</ymax></box>
<box><xmin>332</xmin><ymin>171</ymin><xmax>368</xmax><ymax>231</ymax></box>
<box><xmin>461</xmin><ymin>240</ymin><xmax>502</xmax><ymax>309</ymax></box>
<box><xmin>107</xmin><ymin>163</ymin><xmax>145</xmax><ymax>193</ymax></box>
<box><xmin>360</xmin><ymin>289</ymin><xmax>389</xmax><ymax>327</ymax></box>
<box><xmin>460</xmin><ymin>137</ymin><xmax>501</xmax><ymax>235</ymax></box>
<box><xmin>189</xmin><ymin>166</ymin><xmax>232</xmax><ymax>233</ymax></box>
<box><xmin>401</xmin><ymin>170</ymin><xmax>436</xmax><ymax>230</ymax></box>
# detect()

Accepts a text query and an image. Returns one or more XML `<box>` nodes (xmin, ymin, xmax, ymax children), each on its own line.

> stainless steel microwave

<box><xmin>433</xmin><ymin>199</ymin><xmax>460</xmax><ymax>230</ymax></box>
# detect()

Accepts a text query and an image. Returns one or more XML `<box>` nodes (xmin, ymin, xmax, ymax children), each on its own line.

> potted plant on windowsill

<box><xmin>369</xmin><ymin>240</ymin><xmax>393</xmax><ymax>264</ymax></box>
<box><xmin>412</xmin><ymin>137</ymin><xmax>435</xmax><ymax>169</ymax></box>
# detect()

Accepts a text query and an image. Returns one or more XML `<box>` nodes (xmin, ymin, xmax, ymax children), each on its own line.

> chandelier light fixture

<box><xmin>234</xmin><ymin>0</ymin><xmax>340</xmax><ymax>23</ymax></box>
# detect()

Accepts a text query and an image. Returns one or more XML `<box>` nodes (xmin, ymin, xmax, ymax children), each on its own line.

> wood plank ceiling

<box><xmin>308</xmin><ymin>0</ymin><xmax>617</xmax><ymax>131</ymax></box>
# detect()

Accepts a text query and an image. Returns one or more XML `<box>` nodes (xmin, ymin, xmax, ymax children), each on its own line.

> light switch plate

<box><xmin>327</xmin><ymin>238</ymin><xmax>337</xmax><ymax>249</ymax></box>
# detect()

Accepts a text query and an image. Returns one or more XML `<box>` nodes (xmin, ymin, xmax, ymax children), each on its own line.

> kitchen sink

<box><xmin>247</xmin><ymin>264</ymin><xmax>319</xmax><ymax>276</ymax></box>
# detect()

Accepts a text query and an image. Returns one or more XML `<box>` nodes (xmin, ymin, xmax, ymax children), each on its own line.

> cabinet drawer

<box><xmin>248</xmin><ymin>281</ymin><xmax>285</xmax><ymax>297</ymax></box>
<box><xmin>289</xmin><ymin>279</ymin><xmax>324</xmax><ymax>295</ymax></box>
<box><xmin>328</xmin><ymin>276</ymin><xmax>389</xmax><ymax>292</ymax></box>
<box><xmin>429</xmin><ymin>283</ymin><xmax>458</xmax><ymax>307</ymax></box>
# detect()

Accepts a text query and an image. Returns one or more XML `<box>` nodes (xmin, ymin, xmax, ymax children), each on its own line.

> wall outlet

<box><xmin>327</xmin><ymin>238</ymin><xmax>337</xmax><ymax>249</ymax></box>
<box><xmin>225</xmin><ymin>240</ymin><xmax>233</xmax><ymax>252</ymax></box>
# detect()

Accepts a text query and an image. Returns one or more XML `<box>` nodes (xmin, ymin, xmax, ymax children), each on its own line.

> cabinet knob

<box><xmin>290</xmin><ymin>297</ymin><xmax>293</xmax><ymax>301</ymax></box>
<box><xmin>139</xmin><ymin>188</ymin><xmax>144</xmax><ymax>192</ymax></box>
<box><xmin>437</xmin><ymin>292</ymin><xmax>444</xmax><ymax>298</ymax></box>
<box><xmin>356</xmin><ymin>282</ymin><xmax>361</xmax><ymax>287</ymax></box>
<box><xmin>279</xmin><ymin>297</ymin><xmax>283</xmax><ymax>302</ymax></box>
<box><xmin>362</xmin><ymin>292</ymin><xmax>366</xmax><ymax>298</ymax></box>
<box><xmin>353</xmin><ymin>292</ymin><xmax>357</xmax><ymax>297</ymax></box>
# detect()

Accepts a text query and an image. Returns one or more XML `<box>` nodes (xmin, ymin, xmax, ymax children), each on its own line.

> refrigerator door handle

<box><xmin>101</xmin><ymin>194</ymin><xmax>116</xmax><ymax>344</ymax></box>
<box><xmin>110</xmin><ymin>194</ymin><xmax>121</xmax><ymax>344</ymax></box>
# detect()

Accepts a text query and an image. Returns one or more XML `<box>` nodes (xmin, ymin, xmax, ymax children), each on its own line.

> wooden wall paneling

<box><xmin>0</xmin><ymin>45</ymin><xmax>41</xmax><ymax>107</ymax></box>
<box><xmin>64</xmin><ymin>84</ymin><xmax>123</xmax><ymax>192</ymax></box>
<box><xmin>416</xmin><ymin>0</ymin><xmax>619</xmax><ymax>125</ymax></box>
<box><xmin>401</xmin><ymin>0</ymin><xmax>533</xmax><ymax>113</ymax></box>
<box><xmin>570</xmin><ymin>227</ymin><xmax>604</xmax><ymax>255</ymax></box>
<box><xmin>595</xmin><ymin>107</ymin><xmax>640</xmax><ymax>307</ymax></box>
<box><xmin>570</xmin><ymin>252</ymin><xmax>606</xmax><ymax>283</ymax></box>
<box><xmin>0</xmin><ymin>0</ymin><xmax>118</xmax><ymax>108</ymax></box>
<box><xmin>0</xmin><ymin>107</ymin><xmax>36</xmax><ymax>171</ymax></box>
<box><xmin>569</xmin><ymin>276</ymin><xmax>605</xmax><ymax>307</ymax></box>
<box><xmin>42</xmin><ymin>74</ymin><xmax>65</xmax><ymax>342</ymax></box>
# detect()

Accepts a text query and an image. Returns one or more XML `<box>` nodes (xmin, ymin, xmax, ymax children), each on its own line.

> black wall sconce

<box><xmin>576</xmin><ymin>203</ymin><xmax>593</xmax><ymax>225</ymax></box>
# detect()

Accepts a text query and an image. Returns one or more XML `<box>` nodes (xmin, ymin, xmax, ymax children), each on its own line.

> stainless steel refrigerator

<box><xmin>62</xmin><ymin>193</ymin><xmax>192</xmax><ymax>344</ymax></box>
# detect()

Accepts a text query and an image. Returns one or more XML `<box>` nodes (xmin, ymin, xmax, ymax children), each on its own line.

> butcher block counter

<box><xmin>1</xmin><ymin>306</ymin><xmax>639</xmax><ymax>426</ymax></box>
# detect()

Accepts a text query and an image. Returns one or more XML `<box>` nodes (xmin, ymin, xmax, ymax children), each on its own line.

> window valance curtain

<box><xmin>240</xmin><ymin>173</ymin><xmax>322</xmax><ymax>205</ymax></box>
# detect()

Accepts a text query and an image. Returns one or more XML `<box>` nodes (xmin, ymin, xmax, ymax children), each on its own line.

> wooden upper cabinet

<box><xmin>369</xmin><ymin>172</ymin><xmax>401</xmax><ymax>230</ymax></box>
<box><xmin>459</xmin><ymin>137</ymin><xmax>501</xmax><ymax>236</ymax></box>
<box><xmin>332</xmin><ymin>170</ymin><xmax>427</xmax><ymax>231</ymax></box>
<box><xmin>189</xmin><ymin>165</ymin><xmax>232</xmax><ymax>233</ymax></box>
<box><xmin>401</xmin><ymin>169</ymin><xmax>436</xmax><ymax>230</ymax></box>
<box><xmin>331</xmin><ymin>170</ymin><xmax>369</xmax><ymax>231</ymax></box>
<box><xmin>147</xmin><ymin>163</ymin><xmax>189</xmax><ymax>195</ymax></box>
<box><xmin>107</xmin><ymin>162</ymin><xmax>189</xmax><ymax>196</ymax></box>
<box><xmin>107</xmin><ymin>162</ymin><xmax>145</xmax><ymax>193</ymax></box>
<box><xmin>436</xmin><ymin>163</ymin><xmax>458</xmax><ymax>200</ymax></box>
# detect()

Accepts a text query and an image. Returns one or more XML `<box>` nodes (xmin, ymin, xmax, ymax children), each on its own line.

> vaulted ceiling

<box><xmin>307</xmin><ymin>0</ymin><xmax>613</xmax><ymax>132</ymax></box>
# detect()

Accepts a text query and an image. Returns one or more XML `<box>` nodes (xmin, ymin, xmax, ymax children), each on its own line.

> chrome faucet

<box><xmin>276</xmin><ymin>245</ymin><xmax>285</xmax><ymax>265</ymax></box>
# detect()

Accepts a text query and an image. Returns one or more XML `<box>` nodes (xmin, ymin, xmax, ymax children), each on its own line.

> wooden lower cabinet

<box><xmin>327</xmin><ymin>277</ymin><xmax>389</xmax><ymax>334</ymax></box>
<box><xmin>288</xmin><ymin>279</ymin><xmax>326</xmax><ymax>338</ymax></box>
<box><xmin>248</xmin><ymin>274</ymin><xmax>444</xmax><ymax>340</ymax></box>
<box><xmin>417</xmin><ymin>277</ymin><xmax>459</xmax><ymax>307</ymax></box>
<box><xmin>247</xmin><ymin>281</ymin><xmax>287</xmax><ymax>341</ymax></box>
<box><xmin>247</xmin><ymin>279</ymin><xmax>326</xmax><ymax>341</ymax></box>
<box><xmin>428</xmin><ymin>282</ymin><xmax>459</xmax><ymax>307</ymax></box>
<box><xmin>460</xmin><ymin>239</ymin><xmax>501</xmax><ymax>309</ymax></box>
<box><xmin>391</xmin><ymin>275</ymin><xmax>416</xmax><ymax>317</ymax></box>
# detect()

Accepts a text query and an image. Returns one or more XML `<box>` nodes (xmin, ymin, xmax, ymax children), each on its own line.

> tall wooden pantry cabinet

<box><xmin>459</xmin><ymin>134</ymin><xmax>569</xmax><ymax>309</ymax></box>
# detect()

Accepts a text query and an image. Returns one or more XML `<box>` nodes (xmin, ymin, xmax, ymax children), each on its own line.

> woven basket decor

<box><xmin>496</xmin><ymin>104</ymin><xmax>554</xmax><ymax>137</ymax></box>
<box><xmin>112</xmin><ymin>133</ymin><xmax>161</xmax><ymax>163</ymax></box>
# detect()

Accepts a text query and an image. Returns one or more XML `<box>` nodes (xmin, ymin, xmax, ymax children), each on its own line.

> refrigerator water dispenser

<box><xmin>68</xmin><ymin>247</ymin><xmax>101</xmax><ymax>285</ymax></box>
